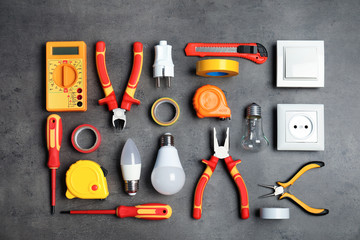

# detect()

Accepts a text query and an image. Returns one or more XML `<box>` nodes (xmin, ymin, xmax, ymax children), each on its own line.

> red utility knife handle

<box><xmin>120</xmin><ymin>42</ymin><xmax>143</xmax><ymax>111</ymax></box>
<box><xmin>96</xmin><ymin>41</ymin><xmax>118</xmax><ymax>111</ymax></box>
<box><xmin>46</xmin><ymin>114</ymin><xmax>62</xmax><ymax>169</ymax></box>
<box><xmin>185</xmin><ymin>43</ymin><xmax>268</xmax><ymax>64</ymax></box>
<box><xmin>224</xmin><ymin>156</ymin><xmax>249</xmax><ymax>219</ymax></box>
<box><xmin>116</xmin><ymin>203</ymin><xmax>172</xmax><ymax>220</ymax></box>
<box><xmin>193</xmin><ymin>156</ymin><xmax>219</xmax><ymax>219</ymax></box>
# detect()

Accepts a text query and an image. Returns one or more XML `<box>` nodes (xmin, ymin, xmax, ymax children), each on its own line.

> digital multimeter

<box><xmin>46</xmin><ymin>41</ymin><xmax>87</xmax><ymax>112</ymax></box>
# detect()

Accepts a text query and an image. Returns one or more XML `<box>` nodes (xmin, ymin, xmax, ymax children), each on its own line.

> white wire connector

<box><xmin>153</xmin><ymin>40</ymin><xmax>174</xmax><ymax>88</ymax></box>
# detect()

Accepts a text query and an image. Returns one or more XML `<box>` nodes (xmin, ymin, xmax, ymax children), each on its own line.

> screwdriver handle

<box><xmin>96</xmin><ymin>41</ymin><xmax>118</xmax><ymax>111</ymax></box>
<box><xmin>46</xmin><ymin>114</ymin><xmax>62</xmax><ymax>169</ymax></box>
<box><xmin>120</xmin><ymin>42</ymin><xmax>143</xmax><ymax>111</ymax></box>
<box><xmin>116</xmin><ymin>203</ymin><xmax>172</xmax><ymax>220</ymax></box>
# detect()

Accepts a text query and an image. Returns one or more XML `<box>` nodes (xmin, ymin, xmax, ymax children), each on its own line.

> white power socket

<box><xmin>278</xmin><ymin>104</ymin><xmax>324</xmax><ymax>151</ymax></box>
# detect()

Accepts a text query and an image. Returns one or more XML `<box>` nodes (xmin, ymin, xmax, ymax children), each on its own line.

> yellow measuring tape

<box><xmin>196</xmin><ymin>59</ymin><xmax>239</xmax><ymax>77</ymax></box>
<box><xmin>151</xmin><ymin>97</ymin><xmax>180</xmax><ymax>126</ymax></box>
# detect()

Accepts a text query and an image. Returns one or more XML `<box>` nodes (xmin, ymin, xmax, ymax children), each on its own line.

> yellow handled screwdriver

<box><xmin>61</xmin><ymin>203</ymin><xmax>172</xmax><ymax>220</ymax></box>
<box><xmin>46</xmin><ymin>114</ymin><xmax>62</xmax><ymax>214</ymax></box>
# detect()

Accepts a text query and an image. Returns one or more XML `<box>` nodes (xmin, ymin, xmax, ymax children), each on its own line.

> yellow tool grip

<box><xmin>279</xmin><ymin>192</ymin><xmax>329</xmax><ymax>215</ymax></box>
<box><xmin>277</xmin><ymin>161</ymin><xmax>324</xmax><ymax>188</ymax></box>
<box><xmin>116</xmin><ymin>204</ymin><xmax>172</xmax><ymax>220</ymax></box>
<box><xmin>46</xmin><ymin>114</ymin><xmax>62</xmax><ymax>151</ymax></box>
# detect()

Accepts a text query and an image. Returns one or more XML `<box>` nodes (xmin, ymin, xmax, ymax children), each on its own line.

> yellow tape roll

<box><xmin>196</xmin><ymin>59</ymin><xmax>239</xmax><ymax>78</ymax></box>
<box><xmin>151</xmin><ymin>97</ymin><xmax>180</xmax><ymax>126</ymax></box>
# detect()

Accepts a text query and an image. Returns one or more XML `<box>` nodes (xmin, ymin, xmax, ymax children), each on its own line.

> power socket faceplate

<box><xmin>278</xmin><ymin>104</ymin><xmax>324</xmax><ymax>151</ymax></box>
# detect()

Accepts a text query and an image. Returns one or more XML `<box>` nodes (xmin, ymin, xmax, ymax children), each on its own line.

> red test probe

<box><xmin>46</xmin><ymin>114</ymin><xmax>62</xmax><ymax>214</ymax></box>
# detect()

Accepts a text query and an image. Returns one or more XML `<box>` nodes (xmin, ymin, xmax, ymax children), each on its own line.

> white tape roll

<box><xmin>260</xmin><ymin>208</ymin><xmax>290</xmax><ymax>219</ymax></box>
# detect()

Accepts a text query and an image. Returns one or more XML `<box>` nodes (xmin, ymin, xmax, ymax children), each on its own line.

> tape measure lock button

<box><xmin>196</xmin><ymin>59</ymin><xmax>239</xmax><ymax>78</ymax></box>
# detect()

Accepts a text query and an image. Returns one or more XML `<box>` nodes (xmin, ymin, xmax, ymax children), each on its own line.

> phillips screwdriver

<box><xmin>46</xmin><ymin>114</ymin><xmax>62</xmax><ymax>214</ymax></box>
<box><xmin>61</xmin><ymin>203</ymin><xmax>172</xmax><ymax>220</ymax></box>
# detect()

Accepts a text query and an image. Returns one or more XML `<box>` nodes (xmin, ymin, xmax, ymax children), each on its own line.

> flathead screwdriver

<box><xmin>61</xmin><ymin>203</ymin><xmax>172</xmax><ymax>220</ymax></box>
<box><xmin>46</xmin><ymin>114</ymin><xmax>62</xmax><ymax>214</ymax></box>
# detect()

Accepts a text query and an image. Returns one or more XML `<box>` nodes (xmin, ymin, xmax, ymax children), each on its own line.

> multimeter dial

<box><xmin>53</xmin><ymin>63</ymin><xmax>78</xmax><ymax>88</ymax></box>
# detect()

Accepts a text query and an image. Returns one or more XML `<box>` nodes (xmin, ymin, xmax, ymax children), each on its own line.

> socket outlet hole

<box><xmin>289</xmin><ymin>115</ymin><xmax>314</xmax><ymax>140</ymax></box>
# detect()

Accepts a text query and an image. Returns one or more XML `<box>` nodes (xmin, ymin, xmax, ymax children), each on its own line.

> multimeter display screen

<box><xmin>53</xmin><ymin>47</ymin><xmax>79</xmax><ymax>55</ymax></box>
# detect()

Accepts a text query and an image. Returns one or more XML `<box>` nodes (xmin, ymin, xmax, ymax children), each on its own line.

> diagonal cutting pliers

<box><xmin>259</xmin><ymin>161</ymin><xmax>329</xmax><ymax>216</ymax></box>
<box><xmin>193</xmin><ymin>127</ymin><xmax>249</xmax><ymax>219</ymax></box>
<box><xmin>95</xmin><ymin>41</ymin><xmax>143</xmax><ymax>129</ymax></box>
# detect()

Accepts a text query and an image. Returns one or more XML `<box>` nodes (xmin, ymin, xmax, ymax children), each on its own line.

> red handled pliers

<box><xmin>193</xmin><ymin>128</ymin><xmax>249</xmax><ymax>219</ymax></box>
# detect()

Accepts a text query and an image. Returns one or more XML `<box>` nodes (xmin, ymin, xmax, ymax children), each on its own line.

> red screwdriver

<box><xmin>46</xmin><ymin>114</ymin><xmax>62</xmax><ymax>214</ymax></box>
<box><xmin>61</xmin><ymin>203</ymin><xmax>172</xmax><ymax>220</ymax></box>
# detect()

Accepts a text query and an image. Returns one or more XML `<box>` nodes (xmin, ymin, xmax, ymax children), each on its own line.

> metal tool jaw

<box><xmin>213</xmin><ymin>127</ymin><xmax>230</xmax><ymax>159</ymax></box>
<box><xmin>258</xmin><ymin>184</ymin><xmax>285</xmax><ymax>198</ymax></box>
<box><xmin>112</xmin><ymin>108</ymin><xmax>126</xmax><ymax>129</ymax></box>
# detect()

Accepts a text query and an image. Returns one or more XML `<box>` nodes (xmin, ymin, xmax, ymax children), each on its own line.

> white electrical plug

<box><xmin>153</xmin><ymin>40</ymin><xmax>174</xmax><ymax>87</ymax></box>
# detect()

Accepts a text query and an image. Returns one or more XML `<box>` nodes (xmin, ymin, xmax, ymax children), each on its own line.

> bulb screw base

<box><xmin>246</xmin><ymin>103</ymin><xmax>261</xmax><ymax>117</ymax></box>
<box><xmin>124</xmin><ymin>180</ymin><xmax>139</xmax><ymax>196</ymax></box>
<box><xmin>161</xmin><ymin>133</ymin><xmax>174</xmax><ymax>146</ymax></box>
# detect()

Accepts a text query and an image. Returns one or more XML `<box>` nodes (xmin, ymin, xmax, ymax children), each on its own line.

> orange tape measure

<box><xmin>193</xmin><ymin>85</ymin><xmax>231</xmax><ymax>120</ymax></box>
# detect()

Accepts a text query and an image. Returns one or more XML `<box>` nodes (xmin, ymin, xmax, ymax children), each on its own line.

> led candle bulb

<box><xmin>151</xmin><ymin>133</ymin><xmax>185</xmax><ymax>195</ymax></box>
<box><xmin>120</xmin><ymin>138</ymin><xmax>141</xmax><ymax>196</ymax></box>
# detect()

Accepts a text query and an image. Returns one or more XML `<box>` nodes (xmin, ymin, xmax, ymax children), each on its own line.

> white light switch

<box><xmin>277</xmin><ymin>40</ymin><xmax>324</xmax><ymax>87</ymax></box>
<box><xmin>285</xmin><ymin>47</ymin><xmax>318</xmax><ymax>78</ymax></box>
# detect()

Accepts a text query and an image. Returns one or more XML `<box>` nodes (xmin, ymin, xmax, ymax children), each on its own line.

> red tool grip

<box><xmin>116</xmin><ymin>203</ymin><xmax>172</xmax><ymax>220</ymax></box>
<box><xmin>224</xmin><ymin>156</ymin><xmax>249</xmax><ymax>219</ymax></box>
<box><xmin>185</xmin><ymin>42</ymin><xmax>267</xmax><ymax>64</ymax></box>
<box><xmin>193</xmin><ymin>156</ymin><xmax>219</xmax><ymax>219</ymax></box>
<box><xmin>96</xmin><ymin>41</ymin><xmax>118</xmax><ymax>111</ymax></box>
<box><xmin>120</xmin><ymin>42</ymin><xmax>143</xmax><ymax>111</ymax></box>
<box><xmin>46</xmin><ymin>115</ymin><xmax>62</xmax><ymax>169</ymax></box>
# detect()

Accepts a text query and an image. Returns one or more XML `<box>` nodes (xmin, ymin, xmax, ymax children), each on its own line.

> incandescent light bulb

<box><xmin>120</xmin><ymin>138</ymin><xmax>141</xmax><ymax>196</ymax></box>
<box><xmin>151</xmin><ymin>133</ymin><xmax>185</xmax><ymax>195</ymax></box>
<box><xmin>241</xmin><ymin>103</ymin><xmax>269</xmax><ymax>152</ymax></box>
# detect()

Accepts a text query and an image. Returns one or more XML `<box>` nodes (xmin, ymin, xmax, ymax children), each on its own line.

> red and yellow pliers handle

<box><xmin>120</xmin><ymin>42</ymin><xmax>143</xmax><ymax>111</ymax></box>
<box><xmin>96</xmin><ymin>41</ymin><xmax>143</xmax><ymax>112</ymax></box>
<box><xmin>193</xmin><ymin>156</ymin><xmax>249</xmax><ymax>219</ymax></box>
<box><xmin>193</xmin><ymin>156</ymin><xmax>218</xmax><ymax>219</ymax></box>
<box><xmin>224</xmin><ymin>156</ymin><xmax>249</xmax><ymax>219</ymax></box>
<box><xmin>96</xmin><ymin>41</ymin><xmax>118</xmax><ymax>111</ymax></box>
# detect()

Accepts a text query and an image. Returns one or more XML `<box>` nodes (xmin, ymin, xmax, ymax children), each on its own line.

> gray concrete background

<box><xmin>1</xmin><ymin>0</ymin><xmax>360</xmax><ymax>239</ymax></box>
